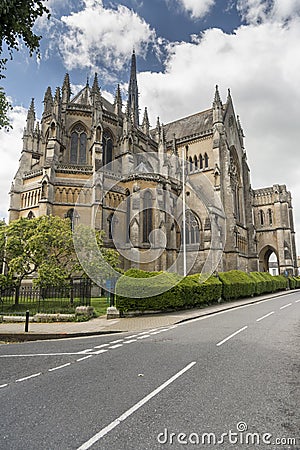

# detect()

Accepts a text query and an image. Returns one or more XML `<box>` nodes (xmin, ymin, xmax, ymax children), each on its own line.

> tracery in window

<box><xmin>184</xmin><ymin>210</ymin><xmax>201</xmax><ymax>245</ymax></box>
<box><xmin>70</xmin><ymin>124</ymin><xmax>87</xmax><ymax>165</ymax></box>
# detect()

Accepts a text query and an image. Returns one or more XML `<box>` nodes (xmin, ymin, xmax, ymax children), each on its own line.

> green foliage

<box><xmin>116</xmin><ymin>269</ymin><xmax>222</xmax><ymax>313</ymax></box>
<box><xmin>218</xmin><ymin>270</ymin><xmax>256</xmax><ymax>300</ymax></box>
<box><xmin>288</xmin><ymin>276</ymin><xmax>300</xmax><ymax>289</ymax></box>
<box><xmin>0</xmin><ymin>0</ymin><xmax>50</xmax><ymax>128</ymax></box>
<box><xmin>0</xmin><ymin>216</ymin><xmax>120</xmax><ymax>289</ymax></box>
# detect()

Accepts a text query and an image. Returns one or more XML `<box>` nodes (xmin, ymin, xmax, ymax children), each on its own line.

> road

<box><xmin>0</xmin><ymin>292</ymin><xmax>299</xmax><ymax>449</ymax></box>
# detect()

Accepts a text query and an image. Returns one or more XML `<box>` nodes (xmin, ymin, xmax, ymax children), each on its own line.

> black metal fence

<box><xmin>0</xmin><ymin>279</ymin><xmax>91</xmax><ymax>314</ymax></box>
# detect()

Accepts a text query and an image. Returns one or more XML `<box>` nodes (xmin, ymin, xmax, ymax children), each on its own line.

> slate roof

<box><xmin>161</xmin><ymin>108</ymin><xmax>213</xmax><ymax>142</ymax></box>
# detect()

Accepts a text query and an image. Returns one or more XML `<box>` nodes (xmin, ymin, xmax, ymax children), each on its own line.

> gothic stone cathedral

<box><xmin>9</xmin><ymin>52</ymin><xmax>297</xmax><ymax>275</ymax></box>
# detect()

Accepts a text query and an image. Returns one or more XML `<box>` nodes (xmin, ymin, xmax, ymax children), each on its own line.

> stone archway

<box><xmin>258</xmin><ymin>245</ymin><xmax>278</xmax><ymax>272</ymax></box>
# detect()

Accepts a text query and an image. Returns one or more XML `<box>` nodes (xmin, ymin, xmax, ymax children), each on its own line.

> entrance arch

<box><xmin>258</xmin><ymin>245</ymin><xmax>278</xmax><ymax>272</ymax></box>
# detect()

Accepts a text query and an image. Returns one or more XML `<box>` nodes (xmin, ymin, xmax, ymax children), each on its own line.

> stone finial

<box><xmin>26</xmin><ymin>98</ymin><xmax>35</xmax><ymax>132</ymax></box>
<box><xmin>43</xmin><ymin>86</ymin><xmax>53</xmax><ymax>114</ymax></box>
<box><xmin>142</xmin><ymin>107</ymin><xmax>150</xmax><ymax>135</ymax></box>
<box><xmin>114</xmin><ymin>84</ymin><xmax>122</xmax><ymax>116</ymax></box>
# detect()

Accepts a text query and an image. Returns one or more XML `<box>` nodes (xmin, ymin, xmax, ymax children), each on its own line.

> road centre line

<box><xmin>125</xmin><ymin>335</ymin><xmax>138</xmax><ymax>339</ymax></box>
<box><xmin>76</xmin><ymin>361</ymin><xmax>197</xmax><ymax>450</ymax></box>
<box><xmin>0</xmin><ymin>384</ymin><xmax>8</xmax><ymax>388</ymax></box>
<box><xmin>123</xmin><ymin>339</ymin><xmax>137</xmax><ymax>344</ymax></box>
<box><xmin>137</xmin><ymin>335</ymin><xmax>151</xmax><ymax>339</ymax></box>
<box><xmin>296</xmin><ymin>299</ymin><xmax>300</xmax><ymax>303</ymax></box>
<box><xmin>109</xmin><ymin>339</ymin><xmax>124</xmax><ymax>344</ymax></box>
<box><xmin>16</xmin><ymin>373</ymin><xmax>41</xmax><ymax>382</ymax></box>
<box><xmin>76</xmin><ymin>355</ymin><xmax>93</xmax><ymax>362</ymax></box>
<box><xmin>93</xmin><ymin>344</ymin><xmax>110</xmax><ymax>349</ymax></box>
<box><xmin>48</xmin><ymin>363</ymin><xmax>71</xmax><ymax>372</ymax></box>
<box><xmin>0</xmin><ymin>352</ymin><xmax>86</xmax><ymax>358</ymax></box>
<box><xmin>280</xmin><ymin>303</ymin><xmax>292</xmax><ymax>310</ymax></box>
<box><xmin>108</xmin><ymin>344</ymin><xmax>123</xmax><ymax>349</ymax></box>
<box><xmin>94</xmin><ymin>349</ymin><xmax>108</xmax><ymax>355</ymax></box>
<box><xmin>256</xmin><ymin>311</ymin><xmax>274</xmax><ymax>322</ymax></box>
<box><xmin>216</xmin><ymin>326</ymin><xmax>248</xmax><ymax>347</ymax></box>
<box><xmin>78</xmin><ymin>349</ymin><xmax>95</xmax><ymax>354</ymax></box>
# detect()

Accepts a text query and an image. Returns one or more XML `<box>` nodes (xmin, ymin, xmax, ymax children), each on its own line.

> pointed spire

<box><xmin>92</xmin><ymin>73</ymin><xmax>100</xmax><ymax>94</ymax></box>
<box><xmin>62</xmin><ymin>73</ymin><xmax>71</xmax><ymax>105</ymax></box>
<box><xmin>213</xmin><ymin>85</ymin><xmax>222</xmax><ymax>106</ymax></box>
<box><xmin>128</xmin><ymin>49</ymin><xmax>139</xmax><ymax>127</ymax></box>
<box><xmin>43</xmin><ymin>86</ymin><xmax>53</xmax><ymax>114</ymax></box>
<box><xmin>114</xmin><ymin>84</ymin><xmax>122</xmax><ymax>116</ymax></box>
<box><xmin>54</xmin><ymin>86</ymin><xmax>60</xmax><ymax>103</ymax></box>
<box><xmin>142</xmin><ymin>107</ymin><xmax>150</xmax><ymax>135</ymax></box>
<box><xmin>26</xmin><ymin>98</ymin><xmax>35</xmax><ymax>132</ymax></box>
<box><xmin>213</xmin><ymin>85</ymin><xmax>223</xmax><ymax>125</ymax></box>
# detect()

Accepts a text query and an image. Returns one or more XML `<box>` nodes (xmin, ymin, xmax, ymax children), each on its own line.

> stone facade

<box><xmin>9</xmin><ymin>52</ymin><xmax>298</xmax><ymax>275</ymax></box>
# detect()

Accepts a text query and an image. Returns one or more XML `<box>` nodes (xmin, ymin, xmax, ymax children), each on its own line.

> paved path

<box><xmin>0</xmin><ymin>290</ymin><xmax>298</xmax><ymax>341</ymax></box>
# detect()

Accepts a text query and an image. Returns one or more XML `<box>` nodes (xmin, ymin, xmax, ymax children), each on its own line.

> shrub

<box><xmin>116</xmin><ymin>269</ymin><xmax>222</xmax><ymax>313</ymax></box>
<box><xmin>218</xmin><ymin>270</ymin><xmax>256</xmax><ymax>300</ymax></box>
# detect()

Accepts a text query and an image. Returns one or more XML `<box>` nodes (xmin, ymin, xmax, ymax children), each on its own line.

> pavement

<box><xmin>0</xmin><ymin>289</ymin><xmax>298</xmax><ymax>341</ymax></box>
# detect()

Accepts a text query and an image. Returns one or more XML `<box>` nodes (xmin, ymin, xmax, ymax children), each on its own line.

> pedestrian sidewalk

<box><xmin>0</xmin><ymin>290</ymin><xmax>297</xmax><ymax>342</ymax></box>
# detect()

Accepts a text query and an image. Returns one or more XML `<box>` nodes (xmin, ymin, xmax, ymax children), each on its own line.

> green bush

<box><xmin>288</xmin><ymin>276</ymin><xmax>300</xmax><ymax>289</ymax></box>
<box><xmin>218</xmin><ymin>270</ymin><xmax>256</xmax><ymax>300</ymax></box>
<box><xmin>116</xmin><ymin>270</ymin><xmax>222</xmax><ymax>313</ymax></box>
<box><xmin>249</xmin><ymin>272</ymin><xmax>268</xmax><ymax>295</ymax></box>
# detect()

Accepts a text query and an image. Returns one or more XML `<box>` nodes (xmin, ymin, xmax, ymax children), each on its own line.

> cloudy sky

<box><xmin>1</xmin><ymin>0</ymin><xmax>300</xmax><ymax>253</ymax></box>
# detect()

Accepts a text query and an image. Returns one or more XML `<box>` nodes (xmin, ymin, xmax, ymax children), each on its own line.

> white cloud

<box><xmin>237</xmin><ymin>0</ymin><xmax>300</xmax><ymax>24</ymax></box>
<box><xmin>173</xmin><ymin>0</ymin><xmax>215</xmax><ymax>19</ymax></box>
<box><xmin>137</xmin><ymin>17</ymin><xmax>300</xmax><ymax>251</ymax></box>
<box><xmin>58</xmin><ymin>0</ymin><xmax>156</xmax><ymax>72</ymax></box>
<box><xmin>0</xmin><ymin>104</ymin><xmax>27</xmax><ymax>221</ymax></box>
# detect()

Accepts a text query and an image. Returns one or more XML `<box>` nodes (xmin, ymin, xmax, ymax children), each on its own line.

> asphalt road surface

<box><xmin>0</xmin><ymin>292</ymin><xmax>299</xmax><ymax>450</ymax></box>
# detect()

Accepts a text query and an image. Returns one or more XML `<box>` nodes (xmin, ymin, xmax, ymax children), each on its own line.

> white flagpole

<box><xmin>182</xmin><ymin>149</ymin><xmax>187</xmax><ymax>277</ymax></box>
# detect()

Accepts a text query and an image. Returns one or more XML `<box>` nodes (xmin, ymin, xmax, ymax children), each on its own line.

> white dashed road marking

<box><xmin>216</xmin><ymin>326</ymin><xmax>248</xmax><ymax>347</ymax></box>
<box><xmin>280</xmin><ymin>303</ymin><xmax>292</xmax><ymax>310</ymax></box>
<box><xmin>48</xmin><ymin>363</ymin><xmax>71</xmax><ymax>372</ymax></box>
<box><xmin>16</xmin><ymin>373</ymin><xmax>41</xmax><ymax>382</ymax></box>
<box><xmin>256</xmin><ymin>311</ymin><xmax>274</xmax><ymax>322</ymax></box>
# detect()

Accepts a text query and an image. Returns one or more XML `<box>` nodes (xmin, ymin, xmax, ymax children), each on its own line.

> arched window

<box><xmin>268</xmin><ymin>208</ymin><xmax>273</xmax><ymax>225</ymax></box>
<box><xmin>126</xmin><ymin>190</ymin><xmax>131</xmax><ymax>243</ymax></box>
<box><xmin>96</xmin><ymin>126</ymin><xmax>101</xmax><ymax>142</ymax></box>
<box><xmin>189</xmin><ymin>156</ymin><xmax>193</xmax><ymax>172</ymax></box>
<box><xmin>194</xmin><ymin>155</ymin><xmax>198</xmax><ymax>169</ymax></box>
<box><xmin>199</xmin><ymin>154</ymin><xmax>203</xmax><ymax>170</ymax></box>
<box><xmin>143</xmin><ymin>191</ymin><xmax>153</xmax><ymax>243</ymax></box>
<box><xmin>204</xmin><ymin>153</ymin><xmax>209</xmax><ymax>168</ymax></box>
<box><xmin>70</xmin><ymin>124</ymin><xmax>87</xmax><ymax>165</ymax></box>
<box><xmin>27</xmin><ymin>211</ymin><xmax>35</xmax><ymax>219</ymax></box>
<box><xmin>65</xmin><ymin>208</ymin><xmax>79</xmax><ymax>231</ymax></box>
<box><xmin>259</xmin><ymin>210</ymin><xmax>264</xmax><ymax>226</ymax></box>
<box><xmin>103</xmin><ymin>130</ymin><xmax>113</xmax><ymax>166</ymax></box>
<box><xmin>184</xmin><ymin>211</ymin><xmax>200</xmax><ymax>245</ymax></box>
<box><xmin>107</xmin><ymin>213</ymin><xmax>114</xmax><ymax>240</ymax></box>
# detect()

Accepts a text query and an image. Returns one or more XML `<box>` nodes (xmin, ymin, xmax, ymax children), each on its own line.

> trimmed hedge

<box><xmin>218</xmin><ymin>270</ymin><xmax>256</xmax><ymax>300</ymax></box>
<box><xmin>115</xmin><ymin>269</ymin><xmax>295</xmax><ymax>314</ymax></box>
<box><xmin>116</xmin><ymin>270</ymin><xmax>222</xmax><ymax>313</ymax></box>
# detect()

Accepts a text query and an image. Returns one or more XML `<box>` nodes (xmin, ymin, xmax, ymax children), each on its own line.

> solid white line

<box><xmin>108</xmin><ymin>344</ymin><xmax>123</xmax><ymax>349</ymax></box>
<box><xmin>93</xmin><ymin>344</ymin><xmax>110</xmax><ymax>349</ymax></box>
<box><xmin>76</xmin><ymin>355</ymin><xmax>93</xmax><ymax>362</ymax></box>
<box><xmin>16</xmin><ymin>372</ymin><xmax>41</xmax><ymax>382</ymax></box>
<box><xmin>0</xmin><ymin>384</ymin><xmax>8</xmax><ymax>388</ymax></box>
<box><xmin>295</xmin><ymin>299</ymin><xmax>300</xmax><ymax>303</ymax></box>
<box><xmin>109</xmin><ymin>339</ymin><xmax>123</xmax><ymax>344</ymax></box>
<box><xmin>280</xmin><ymin>303</ymin><xmax>292</xmax><ymax>310</ymax></box>
<box><xmin>137</xmin><ymin>335</ymin><xmax>151</xmax><ymax>339</ymax></box>
<box><xmin>94</xmin><ymin>349</ymin><xmax>108</xmax><ymax>355</ymax></box>
<box><xmin>216</xmin><ymin>326</ymin><xmax>248</xmax><ymax>346</ymax></box>
<box><xmin>256</xmin><ymin>311</ymin><xmax>274</xmax><ymax>322</ymax></box>
<box><xmin>123</xmin><ymin>339</ymin><xmax>137</xmax><ymax>344</ymax></box>
<box><xmin>76</xmin><ymin>361</ymin><xmax>197</xmax><ymax>450</ymax></box>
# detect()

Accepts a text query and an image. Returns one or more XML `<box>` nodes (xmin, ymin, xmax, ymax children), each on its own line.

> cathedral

<box><xmin>9</xmin><ymin>51</ymin><xmax>297</xmax><ymax>276</ymax></box>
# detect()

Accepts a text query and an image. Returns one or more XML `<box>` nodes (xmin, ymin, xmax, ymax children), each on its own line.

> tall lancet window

<box><xmin>143</xmin><ymin>191</ymin><xmax>153</xmax><ymax>243</ymax></box>
<box><xmin>70</xmin><ymin>124</ymin><xmax>87</xmax><ymax>164</ymax></box>
<box><xmin>126</xmin><ymin>190</ymin><xmax>131</xmax><ymax>243</ymax></box>
<box><xmin>102</xmin><ymin>130</ymin><xmax>113</xmax><ymax>166</ymax></box>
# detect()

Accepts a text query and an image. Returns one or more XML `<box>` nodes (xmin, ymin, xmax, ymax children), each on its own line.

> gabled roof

<box><xmin>70</xmin><ymin>86</ymin><xmax>115</xmax><ymax>113</ymax></box>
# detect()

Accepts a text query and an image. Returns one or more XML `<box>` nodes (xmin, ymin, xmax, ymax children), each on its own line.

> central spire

<box><xmin>128</xmin><ymin>49</ymin><xmax>139</xmax><ymax>127</ymax></box>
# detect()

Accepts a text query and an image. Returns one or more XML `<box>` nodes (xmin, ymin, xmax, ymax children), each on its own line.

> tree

<box><xmin>0</xmin><ymin>215</ymin><xmax>120</xmax><ymax>303</ymax></box>
<box><xmin>0</xmin><ymin>0</ymin><xmax>50</xmax><ymax>129</ymax></box>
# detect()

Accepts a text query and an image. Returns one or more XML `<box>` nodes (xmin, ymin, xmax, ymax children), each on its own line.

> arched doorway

<box><xmin>259</xmin><ymin>245</ymin><xmax>278</xmax><ymax>273</ymax></box>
